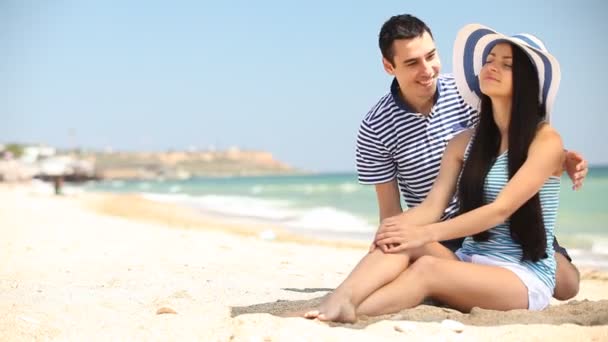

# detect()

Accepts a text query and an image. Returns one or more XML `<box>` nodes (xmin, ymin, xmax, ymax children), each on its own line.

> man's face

<box><xmin>383</xmin><ymin>32</ymin><xmax>441</xmax><ymax>103</ymax></box>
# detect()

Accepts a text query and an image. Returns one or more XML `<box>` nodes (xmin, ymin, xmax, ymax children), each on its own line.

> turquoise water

<box><xmin>555</xmin><ymin>167</ymin><xmax>608</xmax><ymax>236</ymax></box>
<box><xmin>85</xmin><ymin>167</ymin><xmax>608</xmax><ymax>267</ymax></box>
<box><xmin>86</xmin><ymin>173</ymin><xmax>380</xmax><ymax>237</ymax></box>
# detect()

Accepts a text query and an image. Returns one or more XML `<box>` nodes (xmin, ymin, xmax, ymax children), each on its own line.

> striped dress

<box><xmin>458</xmin><ymin>151</ymin><xmax>560</xmax><ymax>290</ymax></box>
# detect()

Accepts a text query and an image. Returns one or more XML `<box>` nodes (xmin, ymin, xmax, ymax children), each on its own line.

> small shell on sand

<box><xmin>441</xmin><ymin>319</ymin><xmax>465</xmax><ymax>333</ymax></box>
<box><xmin>156</xmin><ymin>307</ymin><xmax>177</xmax><ymax>315</ymax></box>
<box><xmin>394</xmin><ymin>321</ymin><xmax>417</xmax><ymax>332</ymax></box>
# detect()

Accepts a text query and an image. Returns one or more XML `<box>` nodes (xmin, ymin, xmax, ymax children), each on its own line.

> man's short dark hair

<box><xmin>379</xmin><ymin>14</ymin><xmax>434</xmax><ymax>66</ymax></box>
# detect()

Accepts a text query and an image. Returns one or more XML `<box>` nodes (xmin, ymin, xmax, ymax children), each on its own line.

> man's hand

<box><xmin>564</xmin><ymin>150</ymin><xmax>588</xmax><ymax>190</ymax></box>
<box><xmin>368</xmin><ymin>240</ymin><xmax>377</xmax><ymax>253</ymax></box>
<box><xmin>374</xmin><ymin>215</ymin><xmax>434</xmax><ymax>253</ymax></box>
<box><xmin>368</xmin><ymin>225</ymin><xmax>398</xmax><ymax>253</ymax></box>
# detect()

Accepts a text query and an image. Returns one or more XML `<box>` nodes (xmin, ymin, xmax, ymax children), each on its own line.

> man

<box><xmin>356</xmin><ymin>14</ymin><xmax>587</xmax><ymax>300</ymax></box>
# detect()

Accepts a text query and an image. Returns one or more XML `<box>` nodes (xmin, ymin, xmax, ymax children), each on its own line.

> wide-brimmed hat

<box><xmin>453</xmin><ymin>24</ymin><xmax>561</xmax><ymax>121</ymax></box>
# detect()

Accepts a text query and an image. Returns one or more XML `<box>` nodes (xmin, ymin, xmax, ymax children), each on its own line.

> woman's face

<box><xmin>479</xmin><ymin>42</ymin><xmax>513</xmax><ymax>99</ymax></box>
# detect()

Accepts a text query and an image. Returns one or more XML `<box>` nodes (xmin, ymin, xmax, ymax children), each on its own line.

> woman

<box><xmin>305</xmin><ymin>24</ymin><xmax>566</xmax><ymax>322</ymax></box>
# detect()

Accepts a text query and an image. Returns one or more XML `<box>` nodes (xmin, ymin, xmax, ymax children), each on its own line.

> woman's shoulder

<box><xmin>530</xmin><ymin>123</ymin><xmax>565</xmax><ymax>175</ymax></box>
<box><xmin>533</xmin><ymin>123</ymin><xmax>563</xmax><ymax>151</ymax></box>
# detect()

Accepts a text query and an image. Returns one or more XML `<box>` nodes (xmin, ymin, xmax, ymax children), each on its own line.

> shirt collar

<box><xmin>390</xmin><ymin>77</ymin><xmax>442</xmax><ymax>114</ymax></box>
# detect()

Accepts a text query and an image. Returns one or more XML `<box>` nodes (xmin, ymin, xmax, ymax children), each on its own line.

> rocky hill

<box><xmin>89</xmin><ymin>148</ymin><xmax>296</xmax><ymax>179</ymax></box>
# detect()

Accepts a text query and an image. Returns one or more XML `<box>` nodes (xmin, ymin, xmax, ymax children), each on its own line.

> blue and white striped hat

<box><xmin>453</xmin><ymin>24</ymin><xmax>561</xmax><ymax>121</ymax></box>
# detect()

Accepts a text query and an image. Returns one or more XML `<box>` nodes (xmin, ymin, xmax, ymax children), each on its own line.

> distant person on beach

<box><xmin>53</xmin><ymin>175</ymin><xmax>64</xmax><ymax>195</ymax></box>
<box><xmin>304</xmin><ymin>17</ymin><xmax>586</xmax><ymax>322</ymax></box>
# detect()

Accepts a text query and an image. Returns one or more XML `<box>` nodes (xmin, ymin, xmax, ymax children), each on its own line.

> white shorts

<box><xmin>455</xmin><ymin>250</ymin><xmax>553</xmax><ymax>311</ymax></box>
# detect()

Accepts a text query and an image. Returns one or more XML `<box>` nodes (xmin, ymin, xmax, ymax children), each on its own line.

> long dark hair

<box><xmin>458</xmin><ymin>43</ymin><xmax>548</xmax><ymax>262</ymax></box>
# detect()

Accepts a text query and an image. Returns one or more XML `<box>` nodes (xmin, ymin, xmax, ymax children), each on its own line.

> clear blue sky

<box><xmin>2</xmin><ymin>0</ymin><xmax>607</xmax><ymax>171</ymax></box>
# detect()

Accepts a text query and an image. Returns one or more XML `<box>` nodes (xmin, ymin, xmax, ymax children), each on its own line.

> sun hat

<box><xmin>452</xmin><ymin>24</ymin><xmax>561</xmax><ymax>120</ymax></box>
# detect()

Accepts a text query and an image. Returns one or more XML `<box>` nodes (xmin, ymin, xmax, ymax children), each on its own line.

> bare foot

<box><xmin>303</xmin><ymin>292</ymin><xmax>356</xmax><ymax>323</ymax></box>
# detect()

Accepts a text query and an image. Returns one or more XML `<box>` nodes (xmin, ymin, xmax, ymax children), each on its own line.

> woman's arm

<box><xmin>377</xmin><ymin>126</ymin><xmax>564</xmax><ymax>251</ymax></box>
<box><xmin>374</xmin><ymin>129</ymin><xmax>471</xmax><ymax>243</ymax></box>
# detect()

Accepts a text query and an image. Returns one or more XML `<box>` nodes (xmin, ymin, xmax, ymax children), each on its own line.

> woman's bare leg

<box><xmin>304</xmin><ymin>242</ymin><xmax>456</xmax><ymax>322</ymax></box>
<box><xmin>356</xmin><ymin>255</ymin><xmax>529</xmax><ymax>316</ymax></box>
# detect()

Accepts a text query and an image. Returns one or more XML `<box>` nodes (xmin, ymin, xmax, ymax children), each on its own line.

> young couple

<box><xmin>305</xmin><ymin>14</ymin><xmax>588</xmax><ymax>322</ymax></box>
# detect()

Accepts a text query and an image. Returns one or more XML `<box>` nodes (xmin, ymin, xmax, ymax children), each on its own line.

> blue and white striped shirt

<box><xmin>356</xmin><ymin>74</ymin><xmax>477</xmax><ymax>218</ymax></box>
<box><xmin>458</xmin><ymin>151</ymin><xmax>559</xmax><ymax>290</ymax></box>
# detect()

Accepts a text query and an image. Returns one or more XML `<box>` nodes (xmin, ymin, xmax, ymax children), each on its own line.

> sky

<box><xmin>2</xmin><ymin>0</ymin><xmax>607</xmax><ymax>172</ymax></box>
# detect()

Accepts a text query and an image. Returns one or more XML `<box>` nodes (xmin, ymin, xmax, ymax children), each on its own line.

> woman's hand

<box><xmin>374</xmin><ymin>216</ymin><xmax>435</xmax><ymax>253</ymax></box>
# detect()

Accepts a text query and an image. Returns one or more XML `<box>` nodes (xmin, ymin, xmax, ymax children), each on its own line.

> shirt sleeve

<box><xmin>356</xmin><ymin>118</ymin><xmax>397</xmax><ymax>184</ymax></box>
<box><xmin>467</xmin><ymin>106</ymin><xmax>479</xmax><ymax>128</ymax></box>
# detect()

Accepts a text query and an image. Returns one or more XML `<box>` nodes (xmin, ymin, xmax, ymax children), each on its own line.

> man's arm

<box><xmin>369</xmin><ymin>180</ymin><xmax>402</xmax><ymax>252</ymax></box>
<box><xmin>373</xmin><ymin>130</ymin><xmax>471</xmax><ymax>250</ymax></box>
<box><xmin>375</xmin><ymin>179</ymin><xmax>402</xmax><ymax>222</ymax></box>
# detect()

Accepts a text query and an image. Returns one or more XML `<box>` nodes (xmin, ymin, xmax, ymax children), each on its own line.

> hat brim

<box><xmin>452</xmin><ymin>24</ymin><xmax>561</xmax><ymax>121</ymax></box>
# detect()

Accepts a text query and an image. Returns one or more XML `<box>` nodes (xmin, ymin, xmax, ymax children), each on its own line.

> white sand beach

<box><xmin>1</xmin><ymin>183</ymin><xmax>607</xmax><ymax>341</ymax></box>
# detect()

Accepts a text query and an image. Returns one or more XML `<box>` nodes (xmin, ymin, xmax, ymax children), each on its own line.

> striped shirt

<box><xmin>459</xmin><ymin>151</ymin><xmax>559</xmax><ymax>290</ymax></box>
<box><xmin>356</xmin><ymin>74</ymin><xmax>477</xmax><ymax>218</ymax></box>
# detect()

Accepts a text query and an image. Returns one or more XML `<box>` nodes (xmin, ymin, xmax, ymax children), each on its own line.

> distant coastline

<box><xmin>89</xmin><ymin>147</ymin><xmax>302</xmax><ymax>180</ymax></box>
<box><xmin>0</xmin><ymin>143</ymin><xmax>304</xmax><ymax>182</ymax></box>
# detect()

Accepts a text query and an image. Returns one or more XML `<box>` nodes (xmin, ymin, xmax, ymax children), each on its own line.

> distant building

<box><xmin>21</xmin><ymin>145</ymin><xmax>56</xmax><ymax>164</ymax></box>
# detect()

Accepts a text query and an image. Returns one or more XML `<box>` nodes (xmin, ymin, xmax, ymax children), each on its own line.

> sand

<box><xmin>1</xmin><ymin>183</ymin><xmax>607</xmax><ymax>341</ymax></box>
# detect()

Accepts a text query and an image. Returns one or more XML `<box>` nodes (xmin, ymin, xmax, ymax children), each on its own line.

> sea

<box><xmin>83</xmin><ymin>167</ymin><xmax>608</xmax><ymax>270</ymax></box>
